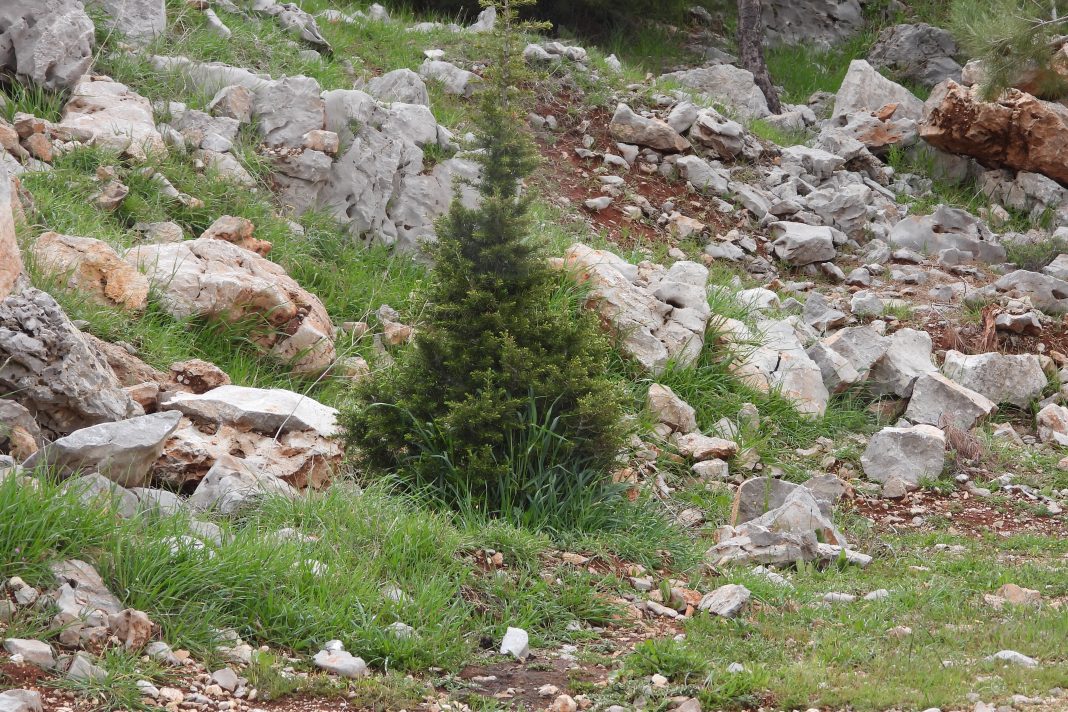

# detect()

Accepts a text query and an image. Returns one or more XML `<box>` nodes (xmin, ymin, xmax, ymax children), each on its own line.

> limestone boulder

<box><xmin>660</xmin><ymin>65</ymin><xmax>771</xmax><ymax>119</ymax></box>
<box><xmin>888</xmin><ymin>205</ymin><xmax>1004</xmax><ymax>263</ymax></box>
<box><xmin>0</xmin><ymin>288</ymin><xmax>141</xmax><ymax>437</ymax></box>
<box><xmin>160</xmin><ymin>385</ymin><xmax>338</xmax><ymax>437</ymax></box>
<box><xmin>646</xmin><ymin>384</ymin><xmax>697</xmax><ymax>434</ymax></box>
<box><xmin>941</xmin><ymin>350</ymin><xmax>1047</xmax><ymax>408</ymax></box>
<box><xmin>1037</xmin><ymin>403</ymin><xmax>1068</xmax><ymax>446</ymax></box>
<box><xmin>920</xmin><ymin>81</ymin><xmax>1068</xmax><ymax>186</ymax></box>
<box><xmin>609</xmin><ymin>103</ymin><xmax>690</xmax><ymax>153</ymax></box>
<box><xmin>87</xmin><ymin>0</ymin><xmax>166</xmax><ymax>44</ymax></box>
<box><xmin>188</xmin><ymin>454</ymin><xmax>296</xmax><ymax>515</ymax></box>
<box><xmin>24</xmin><ymin>411</ymin><xmax>182</xmax><ymax>488</ymax></box>
<box><xmin>903</xmin><ymin>373</ymin><xmax>997</xmax><ymax>430</ymax></box>
<box><xmin>32</xmin><ymin>232</ymin><xmax>149</xmax><ymax>311</ymax></box>
<box><xmin>861</xmin><ymin>424</ymin><xmax>946</xmax><ymax>485</ymax></box>
<box><xmin>419</xmin><ymin>60</ymin><xmax>479</xmax><ymax>97</ymax></box>
<box><xmin>867</xmin><ymin>23</ymin><xmax>961</xmax><ymax>88</ymax></box>
<box><xmin>983</xmin><ymin>270</ymin><xmax>1068</xmax><ymax>314</ymax></box>
<box><xmin>0</xmin><ymin>0</ymin><xmax>94</xmax><ymax>91</ymax></box>
<box><xmin>59</xmin><ymin>76</ymin><xmax>166</xmax><ymax>160</ymax></box>
<box><xmin>127</xmin><ymin>238</ymin><xmax>335</xmax><ymax>374</ymax></box>
<box><xmin>770</xmin><ymin>222</ymin><xmax>837</xmax><ymax>265</ymax></box>
<box><xmin>253</xmin><ymin>76</ymin><xmax>325</xmax><ymax>149</ymax></box>
<box><xmin>833</xmin><ymin>60</ymin><xmax>924</xmax><ymax>122</ymax></box>
<box><xmin>867</xmin><ymin>328</ymin><xmax>937</xmax><ymax>397</ymax></box>
<box><xmin>365</xmin><ymin>68</ymin><xmax>430</xmax><ymax>106</ymax></box>
<box><xmin>762</xmin><ymin>0</ymin><xmax>864</xmax><ymax>49</ymax></box>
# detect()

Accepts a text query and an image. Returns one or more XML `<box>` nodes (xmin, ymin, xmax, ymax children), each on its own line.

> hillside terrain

<box><xmin>0</xmin><ymin>1</ymin><xmax>1066</xmax><ymax>711</ymax></box>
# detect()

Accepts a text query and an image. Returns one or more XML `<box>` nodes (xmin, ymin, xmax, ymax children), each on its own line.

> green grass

<box><xmin>611</xmin><ymin>532</ymin><xmax>1068</xmax><ymax>711</ymax></box>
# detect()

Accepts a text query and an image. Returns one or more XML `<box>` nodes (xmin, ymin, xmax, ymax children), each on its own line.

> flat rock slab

<box><xmin>161</xmin><ymin>385</ymin><xmax>338</xmax><ymax>437</ymax></box>
<box><xmin>25</xmin><ymin>411</ymin><xmax>181</xmax><ymax>488</ymax></box>
<box><xmin>903</xmin><ymin>373</ymin><xmax>997</xmax><ymax>430</ymax></box>
<box><xmin>59</xmin><ymin>75</ymin><xmax>165</xmax><ymax>160</ymax></box>
<box><xmin>941</xmin><ymin>350</ymin><xmax>1047</xmax><ymax>408</ymax></box>
<box><xmin>313</xmin><ymin>650</ymin><xmax>368</xmax><ymax>678</ymax></box>
<box><xmin>698</xmin><ymin>584</ymin><xmax>751</xmax><ymax>618</ymax></box>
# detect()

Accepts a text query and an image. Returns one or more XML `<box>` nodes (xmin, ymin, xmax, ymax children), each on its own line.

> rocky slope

<box><xmin>0</xmin><ymin>1</ymin><xmax>1067</xmax><ymax>711</ymax></box>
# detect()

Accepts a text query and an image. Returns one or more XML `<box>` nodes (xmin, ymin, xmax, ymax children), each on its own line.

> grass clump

<box><xmin>342</xmin><ymin>3</ymin><xmax>628</xmax><ymax>524</ymax></box>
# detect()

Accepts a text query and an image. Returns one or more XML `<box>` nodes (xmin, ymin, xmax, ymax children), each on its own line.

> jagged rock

<box><xmin>780</xmin><ymin>145</ymin><xmax>844</xmax><ymax>182</ymax></box>
<box><xmin>647</xmin><ymin>384</ymin><xmax>697</xmax><ymax>434</ymax></box>
<box><xmin>419</xmin><ymin>59</ymin><xmax>479</xmax><ymax>97</ymax></box>
<box><xmin>698</xmin><ymin>584</ymin><xmax>750</xmax><ymax>618</ymax></box>
<box><xmin>920</xmin><ymin>81</ymin><xmax>1068</xmax><ymax>186</ymax></box>
<box><xmin>64</xmin><ymin>652</ymin><xmax>107</xmax><ymax>682</ymax></box>
<box><xmin>609</xmin><ymin>103</ymin><xmax>689</xmax><ymax>152</ymax></box>
<box><xmin>0</xmin><ymin>289</ymin><xmax>141</xmax><ymax>436</ymax></box>
<box><xmin>562</xmin><ymin>244</ymin><xmax>707</xmax><ymax>373</ymax></box>
<box><xmin>903</xmin><ymin>373</ymin><xmax>997</xmax><ymax>430</ymax></box>
<box><xmin>200</xmin><ymin>215</ymin><xmax>270</xmax><ymax>256</ymax></box>
<box><xmin>0</xmin><ymin>399</ymin><xmax>41</xmax><ymax>460</ymax></box>
<box><xmin>862</xmin><ymin>424</ymin><xmax>945</xmax><ymax>485</ymax></box>
<box><xmin>88</xmin><ymin>0</ymin><xmax>166</xmax><ymax>44</ymax></box>
<box><xmin>0</xmin><ymin>0</ymin><xmax>94</xmax><ymax>91</ymax></box>
<box><xmin>675</xmin><ymin>155</ymin><xmax>729</xmax><ymax>195</ymax></box>
<box><xmin>160</xmin><ymin>385</ymin><xmax>338</xmax><ymax>437</ymax></box>
<box><xmin>0</xmin><ymin>164</ymin><xmax>22</xmax><ymax>301</ymax></box>
<box><xmin>253</xmin><ymin>76</ymin><xmax>325</xmax><ymax>148</ymax></box>
<box><xmin>821</xmin><ymin>325</ymin><xmax>890</xmax><ymax>382</ymax></box>
<box><xmin>59</xmin><ymin>76</ymin><xmax>166</xmax><ymax>160</ymax></box>
<box><xmin>62</xmin><ymin>472</ymin><xmax>139</xmax><ymax>518</ymax></box>
<box><xmin>127</xmin><ymin>238</ymin><xmax>336</xmax><ymax>373</ymax></box>
<box><xmin>734</xmin><ymin>319</ymin><xmax>829</xmax><ymax>416</ymax></box>
<box><xmin>660</xmin><ymin>65</ymin><xmax>770</xmax><ymax>119</ymax></box>
<box><xmin>24</xmin><ymin>411</ymin><xmax>181</xmax><ymax>488</ymax></box>
<box><xmin>867</xmin><ymin>328</ymin><xmax>937</xmax><ymax>397</ymax></box>
<box><xmin>32</xmin><ymin>232</ymin><xmax>150</xmax><ymax>311</ymax></box>
<box><xmin>1036</xmin><ymin>402</ymin><xmax>1068</xmax><ymax>446</ymax></box>
<box><xmin>803</xmin><ymin>292</ymin><xmax>848</xmax><ymax>333</ymax></box>
<box><xmin>365</xmin><ymin>68</ymin><xmax>430</xmax><ymax>106</ymax></box>
<box><xmin>208</xmin><ymin>85</ymin><xmax>254</xmax><ymax>123</ymax></box>
<box><xmin>674</xmin><ymin>432</ymin><xmax>738</xmax><ymax>461</ymax></box>
<box><xmin>984</xmin><ymin>270</ymin><xmax>1068</xmax><ymax>314</ymax></box>
<box><xmin>770</xmin><ymin>222</ymin><xmax>837</xmax><ymax>265</ymax></box>
<box><xmin>941</xmin><ymin>350</ymin><xmax>1047</xmax><ymax>407</ymax></box>
<box><xmin>980</xmin><ymin>169</ymin><xmax>1068</xmax><ymax>220</ymax></box>
<box><xmin>0</xmin><ymin>689</ymin><xmax>42</xmax><ymax>712</ymax></box>
<box><xmin>49</xmin><ymin>559</ymin><xmax>122</xmax><ymax>629</ymax></box>
<box><xmin>3</xmin><ymin>639</ymin><xmax>54</xmax><ymax>669</ymax></box>
<box><xmin>986</xmin><ymin>650</ymin><xmax>1039</xmax><ymax>668</ymax></box>
<box><xmin>688</xmin><ymin>109</ymin><xmax>759</xmax><ymax>161</ymax></box>
<box><xmin>762</xmin><ymin>0</ymin><xmax>864</xmax><ymax>49</ymax></box>
<box><xmin>807</xmin><ymin>341</ymin><xmax>862</xmax><ymax>393</ymax></box>
<box><xmin>850</xmin><ymin>290</ymin><xmax>884</xmax><ymax>317</ymax></box>
<box><xmin>171</xmin><ymin>105</ymin><xmax>241</xmax><ymax>150</ymax></box>
<box><xmin>867</xmin><ymin>23</ymin><xmax>961</xmax><ymax>88</ymax></box>
<box><xmin>156</xmin><ymin>386</ymin><xmax>341</xmax><ymax>489</ymax></box>
<box><xmin>833</xmin><ymin>60</ymin><xmax>924</xmax><ymax>121</ymax></box>
<box><xmin>188</xmin><ymin>454</ymin><xmax>296</xmax><ymax>514</ymax></box>
<box><xmin>887</xmin><ymin>205</ymin><xmax>1005</xmax><ymax>263</ymax></box>
<box><xmin>805</xmin><ymin>183</ymin><xmax>872</xmax><ymax>236</ymax></box>
<box><xmin>731</xmin><ymin>475</ymin><xmax>844</xmax><ymax>524</ymax></box>
<box><xmin>253</xmin><ymin>0</ymin><xmax>330</xmax><ymax>51</ymax></box>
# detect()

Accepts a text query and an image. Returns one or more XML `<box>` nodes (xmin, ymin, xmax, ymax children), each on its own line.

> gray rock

<box><xmin>24</xmin><ymin>411</ymin><xmax>181</xmax><ymax>488</ymax></box>
<box><xmin>188</xmin><ymin>455</ymin><xmax>297</xmax><ymax>515</ymax></box>
<box><xmin>129</xmin><ymin>487</ymin><xmax>183</xmax><ymax>516</ymax></box>
<box><xmin>698</xmin><ymin>584</ymin><xmax>750</xmax><ymax>618</ymax></box>
<box><xmin>850</xmin><ymin>290</ymin><xmax>884</xmax><ymax>317</ymax></box>
<box><xmin>0</xmin><ymin>289</ymin><xmax>142</xmax><ymax>437</ymax></box>
<box><xmin>211</xmin><ymin>667</ymin><xmax>239</xmax><ymax>692</ymax></box>
<box><xmin>675</xmin><ymin>155</ymin><xmax>729</xmax><ymax>195</ymax></box>
<box><xmin>832</xmin><ymin>60</ymin><xmax>923</xmax><ymax>122</ymax></box>
<box><xmin>820</xmin><ymin>325</ymin><xmax>891</xmax><ymax>380</ymax></box>
<box><xmin>2</xmin><ymin>639</ymin><xmax>55</xmax><ymax>669</ymax></box>
<box><xmin>803</xmin><ymin>292</ymin><xmax>848</xmax><ymax>333</ymax></box>
<box><xmin>500</xmin><ymin>627</ymin><xmax>529</xmax><ymax>661</ymax></box>
<box><xmin>780</xmin><ymin>146</ymin><xmax>844</xmax><ymax>182</ymax></box>
<box><xmin>253</xmin><ymin>76</ymin><xmax>325</xmax><ymax>148</ymax></box>
<box><xmin>888</xmin><ymin>205</ymin><xmax>1004</xmax><ymax>263</ymax></box>
<box><xmin>87</xmin><ymin>0</ymin><xmax>166</xmax><ymax>44</ymax></box>
<box><xmin>762</xmin><ymin>0</ymin><xmax>864</xmax><ymax>49</ymax></box>
<box><xmin>660</xmin><ymin>65</ymin><xmax>770</xmax><ymax>119</ymax></box>
<box><xmin>805</xmin><ymin>183</ymin><xmax>871</xmax><ymax>236</ymax></box>
<box><xmin>49</xmin><ymin>559</ymin><xmax>122</xmax><ymax>629</ymax></box>
<box><xmin>312</xmin><ymin>649</ymin><xmax>368</xmax><ymax>677</ymax></box>
<box><xmin>419</xmin><ymin>59</ymin><xmax>479</xmax><ymax>97</ymax></box>
<box><xmin>731</xmin><ymin>475</ymin><xmax>842</xmax><ymax>524</ymax></box>
<box><xmin>903</xmin><ymin>373</ymin><xmax>997</xmax><ymax>430</ymax></box>
<box><xmin>986</xmin><ymin>270</ymin><xmax>1068</xmax><ymax>314</ymax></box>
<box><xmin>868</xmin><ymin>23</ymin><xmax>961</xmax><ymax>88</ymax></box>
<box><xmin>60</xmin><ymin>76</ymin><xmax>166</xmax><ymax>160</ymax></box>
<box><xmin>0</xmin><ymin>0</ymin><xmax>94</xmax><ymax>91</ymax></box>
<box><xmin>609</xmin><ymin>103</ymin><xmax>689</xmax><ymax>152</ymax></box>
<box><xmin>61</xmin><ymin>473</ymin><xmax>139</xmax><ymax>518</ymax></box>
<box><xmin>365</xmin><ymin>68</ymin><xmax>430</xmax><ymax>106</ymax></box>
<box><xmin>647</xmin><ymin>384</ymin><xmax>697</xmax><ymax>434</ymax></box>
<box><xmin>807</xmin><ymin>341</ymin><xmax>863</xmax><ymax>393</ymax></box>
<box><xmin>941</xmin><ymin>350</ymin><xmax>1047</xmax><ymax>408</ymax></box>
<box><xmin>986</xmin><ymin>650</ymin><xmax>1039</xmax><ymax>668</ymax></box>
<box><xmin>0</xmin><ymin>690</ymin><xmax>42</xmax><ymax>712</ymax></box>
<box><xmin>64</xmin><ymin>652</ymin><xmax>107</xmax><ymax>682</ymax></box>
<box><xmin>770</xmin><ymin>222</ymin><xmax>837</xmax><ymax>265</ymax></box>
<box><xmin>253</xmin><ymin>0</ymin><xmax>330</xmax><ymax>51</ymax></box>
<box><xmin>689</xmin><ymin>109</ymin><xmax>760</xmax><ymax>161</ymax></box>
<box><xmin>161</xmin><ymin>385</ymin><xmax>338</xmax><ymax>437</ymax></box>
<box><xmin>861</xmin><ymin>424</ymin><xmax>946</xmax><ymax>485</ymax></box>
<box><xmin>867</xmin><ymin>328</ymin><xmax>937</xmax><ymax>397</ymax></box>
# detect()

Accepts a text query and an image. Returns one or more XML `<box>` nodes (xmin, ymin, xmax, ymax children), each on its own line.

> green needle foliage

<box><xmin>950</xmin><ymin>0</ymin><xmax>1068</xmax><ymax>100</ymax></box>
<box><xmin>341</xmin><ymin>0</ymin><xmax>627</xmax><ymax>521</ymax></box>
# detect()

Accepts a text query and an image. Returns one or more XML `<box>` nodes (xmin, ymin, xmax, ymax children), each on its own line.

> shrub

<box><xmin>340</xmin><ymin>1</ymin><xmax>627</xmax><ymax>520</ymax></box>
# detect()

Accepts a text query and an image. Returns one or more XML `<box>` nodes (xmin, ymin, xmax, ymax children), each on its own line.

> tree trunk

<box><xmin>736</xmin><ymin>0</ymin><xmax>782</xmax><ymax>114</ymax></box>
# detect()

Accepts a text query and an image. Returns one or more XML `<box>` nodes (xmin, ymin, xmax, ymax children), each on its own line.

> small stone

<box><xmin>823</xmin><ymin>592</ymin><xmax>856</xmax><ymax>604</ymax></box>
<box><xmin>211</xmin><ymin>667</ymin><xmax>239</xmax><ymax>692</ymax></box>
<box><xmin>985</xmin><ymin>649</ymin><xmax>1039</xmax><ymax>668</ymax></box>
<box><xmin>698</xmin><ymin>584</ymin><xmax>750</xmax><ymax>618</ymax></box>
<box><xmin>312</xmin><ymin>649</ymin><xmax>368</xmax><ymax>678</ymax></box>
<box><xmin>500</xmin><ymin>627</ymin><xmax>530</xmax><ymax>661</ymax></box>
